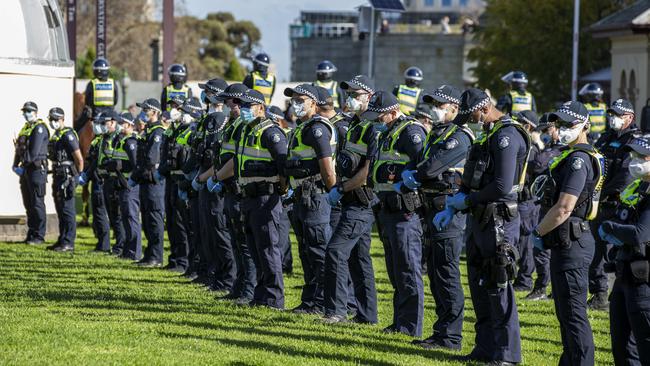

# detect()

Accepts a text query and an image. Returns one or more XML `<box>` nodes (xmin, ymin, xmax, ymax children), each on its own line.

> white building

<box><xmin>0</xmin><ymin>0</ymin><xmax>74</xmax><ymax>239</ymax></box>
<box><xmin>403</xmin><ymin>0</ymin><xmax>485</xmax><ymax>14</ymax></box>
<box><xmin>590</xmin><ymin>0</ymin><xmax>650</xmax><ymax>118</ymax></box>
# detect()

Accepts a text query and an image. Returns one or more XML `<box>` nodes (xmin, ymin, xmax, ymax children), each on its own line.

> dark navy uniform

<box><xmin>323</xmin><ymin>115</ymin><xmax>378</xmax><ymax>323</ymax></box>
<box><xmin>601</xmin><ymin>175</ymin><xmax>650</xmax><ymax>365</ymax></box>
<box><xmin>536</xmin><ymin>143</ymin><xmax>603</xmax><ymax>366</ymax></box>
<box><xmin>236</xmin><ymin>116</ymin><xmax>287</xmax><ymax>309</ymax></box>
<box><xmin>84</xmin><ymin>134</ymin><xmax>111</xmax><ymax>251</ymax></box>
<box><xmin>286</xmin><ymin>114</ymin><xmax>337</xmax><ymax>312</ymax></box>
<box><xmin>48</xmin><ymin>127</ymin><xmax>79</xmax><ymax>248</ymax></box>
<box><xmin>373</xmin><ymin>114</ymin><xmax>427</xmax><ymax>337</ymax></box>
<box><xmin>98</xmin><ymin>130</ymin><xmax>126</xmax><ymax>255</ymax></box>
<box><xmin>133</xmin><ymin>120</ymin><xmax>166</xmax><ymax>265</ymax></box>
<box><xmin>460</xmin><ymin>115</ymin><xmax>529</xmax><ymax>364</ymax></box>
<box><xmin>415</xmin><ymin>122</ymin><xmax>473</xmax><ymax>348</ymax></box>
<box><xmin>329</xmin><ymin>112</ymin><xmax>350</xmax><ymax>230</ymax></box>
<box><xmin>589</xmin><ymin>124</ymin><xmax>640</xmax><ymax>302</ymax></box>
<box><xmin>14</xmin><ymin>118</ymin><xmax>49</xmax><ymax>243</ymax></box>
<box><xmin>107</xmin><ymin>132</ymin><xmax>142</xmax><ymax>260</ymax></box>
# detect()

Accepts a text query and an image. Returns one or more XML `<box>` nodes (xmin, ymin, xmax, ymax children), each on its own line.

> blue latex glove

<box><xmin>128</xmin><ymin>177</ymin><xmax>138</xmax><ymax>188</ymax></box>
<box><xmin>77</xmin><ymin>172</ymin><xmax>88</xmax><ymax>186</ymax></box>
<box><xmin>178</xmin><ymin>188</ymin><xmax>188</xmax><ymax>201</ymax></box>
<box><xmin>153</xmin><ymin>170</ymin><xmax>162</xmax><ymax>182</ymax></box>
<box><xmin>433</xmin><ymin>206</ymin><xmax>455</xmax><ymax>231</ymax></box>
<box><xmin>284</xmin><ymin>188</ymin><xmax>294</xmax><ymax>200</ymax></box>
<box><xmin>532</xmin><ymin>233</ymin><xmax>545</xmax><ymax>250</ymax></box>
<box><xmin>598</xmin><ymin>225</ymin><xmax>624</xmax><ymax>247</ymax></box>
<box><xmin>392</xmin><ymin>181</ymin><xmax>404</xmax><ymax>193</ymax></box>
<box><xmin>447</xmin><ymin>192</ymin><xmax>468</xmax><ymax>211</ymax></box>
<box><xmin>191</xmin><ymin>177</ymin><xmax>204</xmax><ymax>191</ymax></box>
<box><xmin>206</xmin><ymin>177</ymin><xmax>223</xmax><ymax>193</ymax></box>
<box><xmin>327</xmin><ymin>186</ymin><xmax>344</xmax><ymax>207</ymax></box>
<box><xmin>12</xmin><ymin>166</ymin><xmax>24</xmax><ymax>176</ymax></box>
<box><xmin>401</xmin><ymin>170</ymin><xmax>421</xmax><ymax>190</ymax></box>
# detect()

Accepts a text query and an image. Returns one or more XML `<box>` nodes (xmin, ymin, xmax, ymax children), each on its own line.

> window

<box><xmin>619</xmin><ymin>70</ymin><xmax>627</xmax><ymax>100</ymax></box>
<box><xmin>442</xmin><ymin>0</ymin><xmax>452</xmax><ymax>6</ymax></box>
<box><xmin>425</xmin><ymin>0</ymin><xmax>434</xmax><ymax>6</ymax></box>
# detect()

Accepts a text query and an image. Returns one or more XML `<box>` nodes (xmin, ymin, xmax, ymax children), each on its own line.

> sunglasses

<box><xmin>346</xmin><ymin>91</ymin><xmax>367</xmax><ymax>99</ymax></box>
<box><xmin>554</xmin><ymin>119</ymin><xmax>582</xmax><ymax>129</ymax></box>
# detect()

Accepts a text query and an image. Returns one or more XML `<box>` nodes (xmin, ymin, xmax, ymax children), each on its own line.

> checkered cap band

<box><xmin>368</xmin><ymin>102</ymin><xmax>400</xmax><ymax>114</ymax></box>
<box><xmin>458</xmin><ymin>97</ymin><xmax>490</xmax><ymax>115</ymax></box>
<box><xmin>293</xmin><ymin>86</ymin><xmax>318</xmax><ymax>101</ymax></box>
<box><xmin>632</xmin><ymin>138</ymin><xmax>650</xmax><ymax>150</ymax></box>
<box><xmin>245</xmin><ymin>93</ymin><xmax>265</xmax><ymax>105</ymax></box>
<box><xmin>613</xmin><ymin>100</ymin><xmax>635</xmax><ymax>114</ymax></box>
<box><xmin>141</xmin><ymin>101</ymin><xmax>161</xmax><ymax>112</ymax></box>
<box><xmin>222</xmin><ymin>92</ymin><xmax>244</xmax><ymax>98</ymax></box>
<box><xmin>348</xmin><ymin>76</ymin><xmax>374</xmax><ymax>93</ymax></box>
<box><xmin>416</xmin><ymin>110</ymin><xmax>433</xmax><ymax>120</ymax></box>
<box><xmin>433</xmin><ymin>89</ymin><xmax>460</xmax><ymax>105</ymax></box>
<box><xmin>557</xmin><ymin>107</ymin><xmax>589</xmax><ymax>123</ymax></box>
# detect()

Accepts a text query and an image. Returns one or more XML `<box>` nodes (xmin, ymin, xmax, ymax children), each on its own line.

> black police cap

<box><xmin>199</xmin><ymin>78</ymin><xmax>228</xmax><ymax>94</ymax></box>
<box><xmin>136</xmin><ymin>98</ymin><xmax>162</xmax><ymax>113</ymax></box>
<box><xmin>118</xmin><ymin>112</ymin><xmax>135</xmax><ymax>125</ymax></box>
<box><xmin>549</xmin><ymin>101</ymin><xmax>589</xmax><ymax>125</ymax></box>
<box><xmin>361</xmin><ymin>91</ymin><xmax>400</xmax><ymax>121</ymax></box>
<box><xmin>238</xmin><ymin>89</ymin><xmax>266</xmax><ymax>105</ymax></box>
<box><xmin>513</xmin><ymin>110</ymin><xmax>538</xmax><ymax>128</ymax></box>
<box><xmin>625</xmin><ymin>135</ymin><xmax>650</xmax><ymax>156</ymax></box>
<box><xmin>608</xmin><ymin>98</ymin><xmax>635</xmax><ymax>116</ymax></box>
<box><xmin>423</xmin><ymin>85</ymin><xmax>462</xmax><ymax>105</ymax></box>
<box><xmin>267</xmin><ymin>106</ymin><xmax>284</xmax><ymax>121</ymax></box>
<box><xmin>284</xmin><ymin>84</ymin><xmax>320</xmax><ymax>102</ymax></box>
<box><xmin>452</xmin><ymin>88</ymin><xmax>491</xmax><ymax>125</ymax></box>
<box><xmin>21</xmin><ymin>101</ymin><xmax>38</xmax><ymax>112</ymax></box>
<box><xmin>181</xmin><ymin>97</ymin><xmax>204</xmax><ymax>117</ymax></box>
<box><xmin>313</xmin><ymin>85</ymin><xmax>333</xmax><ymax>106</ymax></box>
<box><xmin>219</xmin><ymin>83</ymin><xmax>248</xmax><ymax>99</ymax></box>
<box><xmin>48</xmin><ymin>107</ymin><xmax>64</xmax><ymax>120</ymax></box>
<box><xmin>340</xmin><ymin>75</ymin><xmax>375</xmax><ymax>94</ymax></box>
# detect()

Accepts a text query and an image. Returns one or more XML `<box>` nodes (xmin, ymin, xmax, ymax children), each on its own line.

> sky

<box><xmin>185</xmin><ymin>0</ymin><xmax>366</xmax><ymax>82</ymax></box>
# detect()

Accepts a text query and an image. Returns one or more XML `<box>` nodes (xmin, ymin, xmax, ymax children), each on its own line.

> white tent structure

<box><xmin>0</xmin><ymin>0</ymin><xmax>74</xmax><ymax>240</ymax></box>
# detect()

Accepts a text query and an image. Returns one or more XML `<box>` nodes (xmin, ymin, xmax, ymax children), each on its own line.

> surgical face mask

<box><xmin>92</xmin><ymin>122</ymin><xmax>104</xmax><ymax>135</ymax></box>
<box><xmin>240</xmin><ymin>107</ymin><xmax>255</xmax><ymax>123</ymax></box>
<box><xmin>23</xmin><ymin>112</ymin><xmax>37</xmax><ymax>123</ymax></box>
<box><xmin>610</xmin><ymin>115</ymin><xmax>625</xmax><ymax>131</ymax></box>
<box><xmin>629</xmin><ymin>157</ymin><xmax>650</xmax><ymax>179</ymax></box>
<box><xmin>558</xmin><ymin>122</ymin><xmax>585</xmax><ymax>145</ymax></box>
<box><xmin>115</xmin><ymin>123</ymin><xmax>123</xmax><ymax>134</ymax></box>
<box><xmin>292</xmin><ymin>100</ymin><xmax>308</xmax><ymax>118</ymax></box>
<box><xmin>541</xmin><ymin>133</ymin><xmax>552</xmax><ymax>145</ymax></box>
<box><xmin>181</xmin><ymin>113</ymin><xmax>193</xmax><ymax>125</ymax></box>
<box><xmin>432</xmin><ymin>107</ymin><xmax>447</xmax><ymax>123</ymax></box>
<box><xmin>200</xmin><ymin>90</ymin><xmax>207</xmax><ymax>104</ymax></box>
<box><xmin>169</xmin><ymin>108</ymin><xmax>182</xmax><ymax>121</ymax></box>
<box><xmin>49</xmin><ymin>119</ymin><xmax>62</xmax><ymax>130</ymax></box>
<box><xmin>373</xmin><ymin>122</ymin><xmax>388</xmax><ymax>133</ymax></box>
<box><xmin>138</xmin><ymin>111</ymin><xmax>150</xmax><ymax>123</ymax></box>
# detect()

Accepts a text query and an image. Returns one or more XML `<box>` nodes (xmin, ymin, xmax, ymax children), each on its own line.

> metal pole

<box><xmin>571</xmin><ymin>0</ymin><xmax>580</xmax><ymax>101</ymax></box>
<box><xmin>368</xmin><ymin>7</ymin><xmax>375</xmax><ymax>78</ymax></box>
<box><xmin>162</xmin><ymin>0</ymin><xmax>175</xmax><ymax>86</ymax></box>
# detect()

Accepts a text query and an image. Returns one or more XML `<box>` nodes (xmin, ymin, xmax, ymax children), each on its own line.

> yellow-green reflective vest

<box><xmin>236</xmin><ymin>119</ymin><xmax>281</xmax><ymax>185</ymax></box>
<box><xmin>372</xmin><ymin>118</ymin><xmax>424</xmax><ymax>192</ymax></box>
<box><xmin>314</xmin><ymin>80</ymin><xmax>340</xmax><ymax>109</ymax></box>
<box><xmin>165</xmin><ymin>84</ymin><xmax>190</xmax><ymax>111</ymax></box>
<box><xmin>252</xmin><ymin>71</ymin><xmax>275</xmax><ymax>104</ymax></box>
<box><xmin>397</xmin><ymin>84</ymin><xmax>422</xmax><ymax>115</ymax></box>
<box><xmin>509</xmin><ymin>90</ymin><xmax>533</xmax><ymax>112</ymax></box>
<box><xmin>91</xmin><ymin>78</ymin><xmax>115</xmax><ymax>107</ymax></box>
<box><xmin>585</xmin><ymin>102</ymin><xmax>607</xmax><ymax>134</ymax></box>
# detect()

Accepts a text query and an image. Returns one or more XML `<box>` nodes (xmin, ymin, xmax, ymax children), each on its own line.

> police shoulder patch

<box><xmin>271</xmin><ymin>133</ymin><xmax>281</xmax><ymax>143</ymax></box>
<box><xmin>498</xmin><ymin>136</ymin><xmax>510</xmax><ymax>149</ymax></box>
<box><xmin>129</xmin><ymin>143</ymin><xmax>136</xmax><ymax>150</ymax></box>
<box><xmin>67</xmin><ymin>134</ymin><xmax>74</xmax><ymax>141</ymax></box>
<box><xmin>445</xmin><ymin>138</ymin><xmax>458</xmax><ymax>150</ymax></box>
<box><xmin>411</xmin><ymin>134</ymin><xmax>422</xmax><ymax>144</ymax></box>
<box><xmin>154</xmin><ymin>135</ymin><xmax>161</xmax><ymax>143</ymax></box>
<box><xmin>571</xmin><ymin>157</ymin><xmax>585</xmax><ymax>171</ymax></box>
<box><xmin>37</xmin><ymin>126</ymin><xmax>43</xmax><ymax>134</ymax></box>
<box><xmin>313</xmin><ymin>128</ymin><xmax>323</xmax><ymax>138</ymax></box>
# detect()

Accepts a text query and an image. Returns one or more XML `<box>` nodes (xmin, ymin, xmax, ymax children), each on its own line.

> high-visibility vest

<box><xmin>396</xmin><ymin>84</ymin><xmax>422</xmax><ymax>115</ymax></box>
<box><xmin>371</xmin><ymin>118</ymin><xmax>424</xmax><ymax>191</ymax></box>
<box><xmin>165</xmin><ymin>84</ymin><xmax>191</xmax><ymax>111</ymax></box>
<box><xmin>509</xmin><ymin>90</ymin><xmax>533</xmax><ymax>112</ymax></box>
<box><xmin>314</xmin><ymin>80</ymin><xmax>340</xmax><ymax>108</ymax></box>
<box><xmin>585</xmin><ymin>102</ymin><xmax>607</xmax><ymax>134</ymax></box>
<box><xmin>251</xmin><ymin>71</ymin><xmax>275</xmax><ymax>104</ymax></box>
<box><xmin>236</xmin><ymin>119</ymin><xmax>282</xmax><ymax>185</ymax></box>
<box><xmin>91</xmin><ymin>78</ymin><xmax>116</xmax><ymax>107</ymax></box>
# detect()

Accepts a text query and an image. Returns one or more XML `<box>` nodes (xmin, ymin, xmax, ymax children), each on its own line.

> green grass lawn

<box><xmin>0</xmin><ymin>225</ymin><xmax>613</xmax><ymax>365</ymax></box>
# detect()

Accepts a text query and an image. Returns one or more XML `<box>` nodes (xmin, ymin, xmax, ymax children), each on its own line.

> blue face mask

<box><xmin>138</xmin><ymin>111</ymin><xmax>150</xmax><ymax>123</ymax></box>
<box><xmin>373</xmin><ymin>122</ymin><xmax>388</xmax><ymax>133</ymax></box>
<box><xmin>541</xmin><ymin>133</ymin><xmax>552</xmax><ymax>145</ymax></box>
<box><xmin>240</xmin><ymin>107</ymin><xmax>255</xmax><ymax>124</ymax></box>
<box><xmin>200</xmin><ymin>90</ymin><xmax>207</xmax><ymax>104</ymax></box>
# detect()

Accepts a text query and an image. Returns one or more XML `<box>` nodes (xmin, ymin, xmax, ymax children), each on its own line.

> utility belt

<box><xmin>616</xmin><ymin>259</ymin><xmax>650</xmax><ymax>285</ymax></box>
<box><xmin>50</xmin><ymin>161</ymin><xmax>77</xmax><ymax>176</ymax></box>
<box><xmin>379</xmin><ymin>191</ymin><xmax>422</xmax><ymax>213</ymax></box>
<box><xmin>471</xmin><ymin>201</ymin><xmax>518</xmax><ymax>231</ymax></box>
<box><xmin>223</xmin><ymin>179</ymin><xmax>242</xmax><ymax>195</ymax></box>
<box><xmin>598</xmin><ymin>200</ymin><xmax>619</xmax><ymax>220</ymax></box>
<box><xmin>541</xmin><ymin>216</ymin><xmax>590</xmax><ymax>250</ymax></box>
<box><xmin>293</xmin><ymin>175</ymin><xmax>327</xmax><ymax>196</ymax></box>
<box><xmin>25</xmin><ymin>159</ymin><xmax>47</xmax><ymax>170</ymax></box>
<box><xmin>242</xmin><ymin>181</ymin><xmax>278</xmax><ymax>198</ymax></box>
<box><xmin>170</xmin><ymin>169</ymin><xmax>185</xmax><ymax>180</ymax></box>
<box><xmin>481</xmin><ymin>242</ymin><xmax>520</xmax><ymax>289</ymax></box>
<box><xmin>421</xmin><ymin>193</ymin><xmax>449</xmax><ymax>213</ymax></box>
<box><xmin>340</xmin><ymin>186</ymin><xmax>374</xmax><ymax>207</ymax></box>
<box><xmin>518</xmin><ymin>186</ymin><xmax>534</xmax><ymax>202</ymax></box>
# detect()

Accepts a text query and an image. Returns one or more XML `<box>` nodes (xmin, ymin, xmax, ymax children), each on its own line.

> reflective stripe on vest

<box><xmin>165</xmin><ymin>84</ymin><xmax>190</xmax><ymax>111</ymax></box>
<box><xmin>237</xmin><ymin>119</ymin><xmax>280</xmax><ymax>184</ymax></box>
<box><xmin>252</xmin><ymin>71</ymin><xmax>275</xmax><ymax>104</ymax></box>
<box><xmin>397</xmin><ymin>85</ymin><xmax>422</xmax><ymax>115</ymax></box>
<box><xmin>621</xmin><ymin>179</ymin><xmax>642</xmax><ymax>207</ymax></box>
<box><xmin>221</xmin><ymin>118</ymin><xmax>243</xmax><ymax>156</ymax></box>
<box><xmin>585</xmin><ymin>102</ymin><xmax>607</xmax><ymax>134</ymax></box>
<box><xmin>314</xmin><ymin>80</ymin><xmax>340</xmax><ymax>108</ymax></box>
<box><xmin>92</xmin><ymin>79</ymin><xmax>115</xmax><ymax>107</ymax></box>
<box><xmin>18</xmin><ymin>120</ymin><xmax>47</xmax><ymax>138</ymax></box>
<box><xmin>509</xmin><ymin>90</ymin><xmax>532</xmax><ymax>112</ymax></box>
<box><xmin>343</xmin><ymin>120</ymin><xmax>373</xmax><ymax>155</ymax></box>
<box><xmin>372</xmin><ymin>118</ymin><xmax>424</xmax><ymax>191</ymax></box>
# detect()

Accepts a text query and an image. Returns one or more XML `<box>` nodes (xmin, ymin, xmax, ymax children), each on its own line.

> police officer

<box><xmin>579</xmin><ymin>83</ymin><xmax>607</xmax><ymax>141</ymax></box>
<box><xmin>161</xmin><ymin>64</ymin><xmax>192</xmax><ymax>112</ymax></box>
<box><xmin>435</xmin><ymin>88</ymin><xmax>529</xmax><ymax>365</ymax></box>
<box><xmin>283</xmin><ymin>84</ymin><xmax>337</xmax><ymax>314</ymax></box>
<box><xmin>98</xmin><ymin>111</ymin><xmax>126</xmax><ymax>256</ymax></box>
<box><xmin>213</xmin><ymin>88</ymin><xmax>288</xmax><ymax>308</ymax></box>
<box><xmin>392</xmin><ymin>66</ymin><xmax>423</xmax><ymax>115</ymax></box>
<box><xmin>107</xmin><ymin>113</ymin><xmax>142</xmax><ymax>260</ymax></box>
<box><xmin>45</xmin><ymin>108</ymin><xmax>83</xmax><ymax>252</ymax></box>
<box><xmin>497</xmin><ymin>71</ymin><xmax>536</xmax><ymax>114</ymax></box>
<box><xmin>589</xmin><ymin>98</ymin><xmax>640</xmax><ymax>311</ymax></box>
<box><xmin>13</xmin><ymin>101</ymin><xmax>49</xmax><ymax>244</ymax></box>
<box><xmin>531</xmin><ymin>101</ymin><xmax>604</xmax><ymax>366</ymax></box>
<box><xmin>511</xmin><ymin>110</ymin><xmax>543</xmax><ymax>293</ymax></box>
<box><xmin>369</xmin><ymin>91</ymin><xmax>427</xmax><ymax>337</ymax></box>
<box><xmin>84</xmin><ymin>58</ymin><xmax>118</xmax><ymax>117</ymax></box>
<box><xmin>320</xmin><ymin>77</ymin><xmax>378</xmax><ymax>325</ymax></box>
<box><xmin>243</xmin><ymin>53</ymin><xmax>276</xmax><ymax>105</ymax></box>
<box><xmin>412</xmin><ymin>103</ymin><xmax>436</xmax><ymax>134</ymax></box>
<box><xmin>131</xmin><ymin>98</ymin><xmax>166</xmax><ymax>267</ymax></box>
<box><xmin>598</xmin><ymin>136</ymin><xmax>650</xmax><ymax>365</ymax></box>
<box><xmin>524</xmin><ymin>113</ymin><xmax>561</xmax><ymax>301</ymax></box>
<box><xmin>313</xmin><ymin>60</ymin><xmax>344</xmax><ymax>110</ymax></box>
<box><xmin>78</xmin><ymin>113</ymin><xmax>111</xmax><ymax>252</ymax></box>
<box><xmin>409</xmin><ymin>85</ymin><xmax>470</xmax><ymax>350</ymax></box>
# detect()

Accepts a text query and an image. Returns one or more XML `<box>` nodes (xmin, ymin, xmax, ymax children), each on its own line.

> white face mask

<box><xmin>92</xmin><ymin>123</ymin><xmax>104</xmax><ymax>135</ymax></box>
<box><xmin>169</xmin><ymin>108</ymin><xmax>182</xmax><ymax>122</ymax></box>
<box><xmin>181</xmin><ymin>113</ymin><xmax>193</xmax><ymax>125</ymax></box>
<box><xmin>292</xmin><ymin>101</ymin><xmax>308</xmax><ymax>118</ymax></box>
<box><xmin>49</xmin><ymin>120</ymin><xmax>62</xmax><ymax>130</ymax></box>
<box><xmin>629</xmin><ymin>157</ymin><xmax>650</xmax><ymax>179</ymax></box>
<box><xmin>558</xmin><ymin>122</ymin><xmax>585</xmax><ymax>145</ymax></box>
<box><xmin>345</xmin><ymin>96</ymin><xmax>361</xmax><ymax>112</ymax></box>
<box><xmin>432</xmin><ymin>107</ymin><xmax>447</xmax><ymax>123</ymax></box>
<box><xmin>23</xmin><ymin>112</ymin><xmax>37</xmax><ymax>123</ymax></box>
<box><xmin>610</xmin><ymin>116</ymin><xmax>625</xmax><ymax>131</ymax></box>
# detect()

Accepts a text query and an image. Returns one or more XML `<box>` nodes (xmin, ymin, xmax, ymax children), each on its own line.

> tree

<box><xmin>76</xmin><ymin>47</ymin><xmax>96</xmax><ymax>79</ymax></box>
<box><xmin>468</xmin><ymin>0</ymin><xmax>635</xmax><ymax>111</ymax></box>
